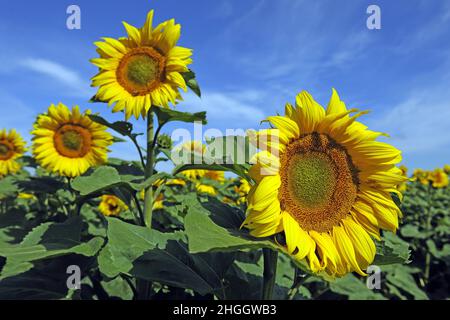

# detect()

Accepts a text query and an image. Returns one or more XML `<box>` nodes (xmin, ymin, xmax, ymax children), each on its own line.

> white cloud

<box><xmin>372</xmin><ymin>98</ymin><xmax>450</xmax><ymax>153</ymax></box>
<box><xmin>366</xmin><ymin>80</ymin><xmax>450</xmax><ymax>169</ymax></box>
<box><xmin>218</xmin><ymin>0</ymin><xmax>370</xmax><ymax>83</ymax></box>
<box><xmin>19</xmin><ymin>58</ymin><xmax>92</xmax><ymax>97</ymax></box>
<box><xmin>182</xmin><ymin>91</ymin><xmax>266</xmax><ymax>128</ymax></box>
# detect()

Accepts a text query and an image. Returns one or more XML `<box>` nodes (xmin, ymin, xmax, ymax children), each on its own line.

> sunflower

<box><xmin>91</xmin><ymin>10</ymin><xmax>193</xmax><ymax>119</ymax></box>
<box><xmin>153</xmin><ymin>177</ymin><xmax>186</xmax><ymax>187</ymax></box>
<box><xmin>428</xmin><ymin>168</ymin><xmax>449</xmax><ymax>188</ymax></box>
<box><xmin>0</xmin><ymin>129</ymin><xmax>26</xmax><ymax>177</ymax></box>
<box><xmin>204</xmin><ymin>170</ymin><xmax>225</xmax><ymax>183</ymax></box>
<box><xmin>152</xmin><ymin>193</ymin><xmax>165</xmax><ymax>210</ymax></box>
<box><xmin>177</xmin><ymin>140</ymin><xmax>207</xmax><ymax>179</ymax></box>
<box><xmin>99</xmin><ymin>195</ymin><xmax>128</xmax><ymax>216</ymax></box>
<box><xmin>244</xmin><ymin>89</ymin><xmax>406</xmax><ymax>277</ymax></box>
<box><xmin>18</xmin><ymin>193</ymin><xmax>37</xmax><ymax>200</ymax></box>
<box><xmin>398</xmin><ymin>165</ymin><xmax>409</xmax><ymax>193</ymax></box>
<box><xmin>444</xmin><ymin>164</ymin><xmax>450</xmax><ymax>174</ymax></box>
<box><xmin>31</xmin><ymin>103</ymin><xmax>113</xmax><ymax>178</ymax></box>
<box><xmin>235</xmin><ymin>178</ymin><xmax>251</xmax><ymax>205</ymax></box>
<box><xmin>412</xmin><ymin>169</ymin><xmax>429</xmax><ymax>185</ymax></box>
<box><xmin>196</xmin><ymin>183</ymin><xmax>217</xmax><ymax>196</ymax></box>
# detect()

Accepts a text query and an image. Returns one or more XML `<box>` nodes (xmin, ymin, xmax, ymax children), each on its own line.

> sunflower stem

<box><xmin>138</xmin><ymin>108</ymin><xmax>155</xmax><ymax>301</ymax></box>
<box><xmin>262</xmin><ymin>248</ymin><xmax>278</xmax><ymax>300</ymax></box>
<box><xmin>287</xmin><ymin>268</ymin><xmax>309</xmax><ymax>300</ymax></box>
<box><xmin>143</xmin><ymin>109</ymin><xmax>155</xmax><ymax>228</ymax></box>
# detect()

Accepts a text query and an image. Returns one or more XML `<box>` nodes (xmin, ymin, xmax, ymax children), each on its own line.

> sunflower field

<box><xmin>0</xmin><ymin>8</ymin><xmax>449</xmax><ymax>302</ymax></box>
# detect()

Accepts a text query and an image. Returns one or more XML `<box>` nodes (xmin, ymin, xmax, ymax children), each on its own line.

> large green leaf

<box><xmin>184</xmin><ymin>198</ymin><xmax>278</xmax><ymax>253</ymax></box>
<box><xmin>384</xmin><ymin>265</ymin><xmax>428</xmax><ymax>300</ymax></box>
<box><xmin>0</xmin><ymin>254</ymin><xmax>96</xmax><ymax>300</ymax></box>
<box><xmin>0</xmin><ymin>217</ymin><xmax>103</xmax><ymax>280</ymax></box>
<box><xmin>400</xmin><ymin>224</ymin><xmax>428</xmax><ymax>239</ymax></box>
<box><xmin>373</xmin><ymin>232</ymin><xmax>410</xmax><ymax>265</ymax></box>
<box><xmin>71</xmin><ymin>166</ymin><xmax>169</xmax><ymax>196</ymax></box>
<box><xmin>171</xmin><ymin>135</ymin><xmax>253</xmax><ymax>181</ymax></box>
<box><xmin>98</xmin><ymin>217</ymin><xmax>229</xmax><ymax>297</ymax></box>
<box><xmin>153</xmin><ymin>106</ymin><xmax>206</xmax><ymax>126</ymax></box>
<box><xmin>426</xmin><ymin>240</ymin><xmax>450</xmax><ymax>262</ymax></box>
<box><xmin>183</xmin><ymin>196</ymin><xmax>311</xmax><ymax>275</ymax></box>
<box><xmin>329</xmin><ymin>274</ymin><xmax>386</xmax><ymax>300</ymax></box>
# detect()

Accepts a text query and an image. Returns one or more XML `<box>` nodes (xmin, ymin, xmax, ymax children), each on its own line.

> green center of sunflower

<box><xmin>62</xmin><ymin>131</ymin><xmax>83</xmax><ymax>151</ymax></box>
<box><xmin>287</xmin><ymin>152</ymin><xmax>337</xmax><ymax>208</ymax></box>
<box><xmin>279</xmin><ymin>133</ymin><xmax>359</xmax><ymax>233</ymax></box>
<box><xmin>0</xmin><ymin>144</ymin><xmax>9</xmax><ymax>155</ymax></box>
<box><xmin>116</xmin><ymin>47</ymin><xmax>165</xmax><ymax>96</ymax></box>
<box><xmin>0</xmin><ymin>141</ymin><xmax>14</xmax><ymax>160</ymax></box>
<box><xmin>54</xmin><ymin>124</ymin><xmax>92</xmax><ymax>158</ymax></box>
<box><xmin>126</xmin><ymin>54</ymin><xmax>158</xmax><ymax>86</ymax></box>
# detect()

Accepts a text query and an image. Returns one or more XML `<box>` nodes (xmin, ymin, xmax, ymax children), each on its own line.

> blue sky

<box><xmin>0</xmin><ymin>0</ymin><xmax>449</xmax><ymax>171</ymax></box>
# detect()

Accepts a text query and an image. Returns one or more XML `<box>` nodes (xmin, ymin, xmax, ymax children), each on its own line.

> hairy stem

<box><xmin>137</xmin><ymin>109</ymin><xmax>155</xmax><ymax>300</ymax></box>
<box><xmin>143</xmin><ymin>110</ymin><xmax>155</xmax><ymax>228</ymax></box>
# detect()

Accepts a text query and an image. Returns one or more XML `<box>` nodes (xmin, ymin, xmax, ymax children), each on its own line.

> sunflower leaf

<box><xmin>71</xmin><ymin>166</ymin><xmax>170</xmax><ymax>196</ymax></box>
<box><xmin>153</xmin><ymin>106</ymin><xmax>206</xmax><ymax>126</ymax></box>
<box><xmin>98</xmin><ymin>217</ymin><xmax>228</xmax><ymax>297</ymax></box>
<box><xmin>181</xmin><ymin>69</ymin><xmax>201</xmax><ymax>97</ymax></box>
<box><xmin>373</xmin><ymin>232</ymin><xmax>410</xmax><ymax>265</ymax></box>
<box><xmin>0</xmin><ymin>217</ymin><xmax>104</xmax><ymax>280</ymax></box>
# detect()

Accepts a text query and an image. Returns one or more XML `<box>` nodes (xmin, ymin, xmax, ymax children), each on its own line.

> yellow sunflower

<box><xmin>0</xmin><ymin>129</ymin><xmax>26</xmax><ymax>177</ymax></box>
<box><xmin>428</xmin><ymin>168</ymin><xmax>449</xmax><ymax>188</ymax></box>
<box><xmin>177</xmin><ymin>140</ymin><xmax>207</xmax><ymax>179</ymax></box>
<box><xmin>91</xmin><ymin>10</ymin><xmax>193</xmax><ymax>119</ymax></box>
<box><xmin>204</xmin><ymin>170</ymin><xmax>225</xmax><ymax>183</ymax></box>
<box><xmin>444</xmin><ymin>164</ymin><xmax>450</xmax><ymax>174</ymax></box>
<box><xmin>196</xmin><ymin>183</ymin><xmax>217</xmax><ymax>196</ymax></box>
<box><xmin>31</xmin><ymin>103</ymin><xmax>113</xmax><ymax>178</ymax></box>
<box><xmin>235</xmin><ymin>178</ymin><xmax>251</xmax><ymax>205</ymax></box>
<box><xmin>18</xmin><ymin>193</ymin><xmax>37</xmax><ymax>200</ymax></box>
<box><xmin>153</xmin><ymin>177</ymin><xmax>186</xmax><ymax>187</ymax></box>
<box><xmin>412</xmin><ymin>169</ymin><xmax>429</xmax><ymax>185</ymax></box>
<box><xmin>152</xmin><ymin>193</ymin><xmax>165</xmax><ymax>210</ymax></box>
<box><xmin>99</xmin><ymin>195</ymin><xmax>128</xmax><ymax>216</ymax></box>
<box><xmin>398</xmin><ymin>165</ymin><xmax>409</xmax><ymax>193</ymax></box>
<box><xmin>244</xmin><ymin>89</ymin><xmax>406</xmax><ymax>277</ymax></box>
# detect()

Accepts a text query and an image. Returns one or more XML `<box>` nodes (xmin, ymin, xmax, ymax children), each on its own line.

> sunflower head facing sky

<box><xmin>244</xmin><ymin>89</ymin><xmax>406</xmax><ymax>277</ymax></box>
<box><xmin>90</xmin><ymin>10</ymin><xmax>193</xmax><ymax>120</ymax></box>
<box><xmin>0</xmin><ymin>129</ymin><xmax>26</xmax><ymax>177</ymax></box>
<box><xmin>31</xmin><ymin>103</ymin><xmax>113</xmax><ymax>178</ymax></box>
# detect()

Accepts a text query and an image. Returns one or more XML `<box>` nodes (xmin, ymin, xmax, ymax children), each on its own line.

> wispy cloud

<box><xmin>367</xmin><ymin>77</ymin><xmax>450</xmax><ymax>169</ymax></box>
<box><xmin>19</xmin><ymin>58</ymin><xmax>93</xmax><ymax>98</ymax></box>
<box><xmin>215</xmin><ymin>0</ymin><xmax>373</xmax><ymax>93</ymax></box>
<box><xmin>183</xmin><ymin>90</ymin><xmax>266</xmax><ymax>129</ymax></box>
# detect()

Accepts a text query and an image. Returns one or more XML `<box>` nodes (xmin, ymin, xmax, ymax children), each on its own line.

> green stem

<box><xmin>131</xmin><ymin>137</ymin><xmax>146</xmax><ymax>170</ymax></box>
<box><xmin>287</xmin><ymin>268</ymin><xmax>309</xmax><ymax>300</ymax></box>
<box><xmin>262</xmin><ymin>248</ymin><xmax>278</xmax><ymax>300</ymax></box>
<box><xmin>137</xmin><ymin>109</ymin><xmax>156</xmax><ymax>300</ymax></box>
<box><xmin>143</xmin><ymin>110</ymin><xmax>155</xmax><ymax>228</ymax></box>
